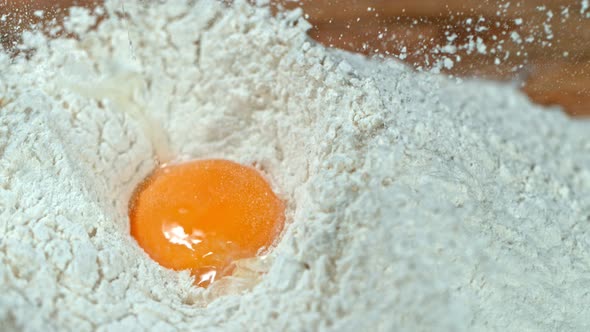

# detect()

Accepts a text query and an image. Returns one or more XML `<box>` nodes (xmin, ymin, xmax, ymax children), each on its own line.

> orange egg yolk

<box><xmin>129</xmin><ymin>159</ymin><xmax>285</xmax><ymax>287</ymax></box>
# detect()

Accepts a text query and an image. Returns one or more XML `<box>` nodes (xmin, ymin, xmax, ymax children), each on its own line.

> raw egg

<box><xmin>129</xmin><ymin>159</ymin><xmax>284</xmax><ymax>287</ymax></box>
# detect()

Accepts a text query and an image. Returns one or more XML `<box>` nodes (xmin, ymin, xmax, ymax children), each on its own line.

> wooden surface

<box><xmin>2</xmin><ymin>0</ymin><xmax>589</xmax><ymax>116</ymax></box>
<box><xmin>275</xmin><ymin>0</ymin><xmax>590</xmax><ymax>116</ymax></box>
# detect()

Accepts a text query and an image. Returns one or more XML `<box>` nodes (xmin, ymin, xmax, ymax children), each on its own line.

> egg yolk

<box><xmin>129</xmin><ymin>159</ymin><xmax>284</xmax><ymax>287</ymax></box>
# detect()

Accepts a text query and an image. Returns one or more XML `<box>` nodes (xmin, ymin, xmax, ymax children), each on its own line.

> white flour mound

<box><xmin>1</xmin><ymin>1</ymin><xmax>590</xmax><ymax>331</ymax></box>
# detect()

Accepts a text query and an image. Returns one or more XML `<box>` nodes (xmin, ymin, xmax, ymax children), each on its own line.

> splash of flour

<box><xmin>1</xmin><ymin>1</ymin><xmax>590</xmax><ymax>331</ymax></box>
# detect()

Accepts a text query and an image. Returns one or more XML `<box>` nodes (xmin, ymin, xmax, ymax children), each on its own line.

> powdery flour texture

<box><xmin>1</xmin><ymin>1</ymin><xmax>590</xmax><ymax>331</ymax></box>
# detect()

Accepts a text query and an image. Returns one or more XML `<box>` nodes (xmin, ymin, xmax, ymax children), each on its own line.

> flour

<box><xmin>1</xmin><ymin>1</ymin><xmax>590</xmax><ymax>331</ymax></box>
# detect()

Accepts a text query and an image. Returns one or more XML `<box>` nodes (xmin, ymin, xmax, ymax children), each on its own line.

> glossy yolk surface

<box><xmin>129</xmin><ymin>159</ymin><xmax>285</xmax><ymax>287</ymax></box>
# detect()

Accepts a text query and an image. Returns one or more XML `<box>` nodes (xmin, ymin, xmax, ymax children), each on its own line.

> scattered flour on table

<box><xmin>1</xmin><ymin>1</ymin><xmax>590</xmax><ymax>331</ymax></box>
